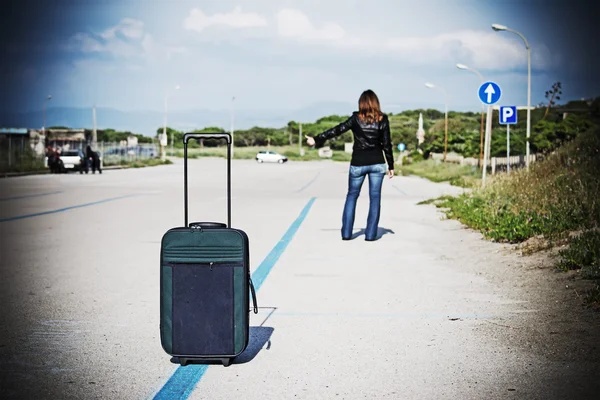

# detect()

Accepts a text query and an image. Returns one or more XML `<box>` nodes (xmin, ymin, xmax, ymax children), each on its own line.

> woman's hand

<box><xmin>305</xmin><ymin>135</ymin><xmax>315</xmax><ymax>147</ymax></box>
<box><xmin>387</xmin><ymin>170</ymin><xmax>394</xmax><ymax>179</ymax></box>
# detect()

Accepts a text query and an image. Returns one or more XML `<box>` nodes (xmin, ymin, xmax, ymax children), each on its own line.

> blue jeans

<box><xmin>341</xmin><ymin>163</ymin><xmax>387</xmax><ymax>241</ymax></box>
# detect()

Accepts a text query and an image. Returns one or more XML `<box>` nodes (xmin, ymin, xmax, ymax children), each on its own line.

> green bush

<box><xmin>557</xmin><ymin>230</ymin><xmax>600</xmax><ymax>278</ymax></box>
<box><xmin>433</xmin><ymin>126</ymin><xmax>600</xmax><ymax>243</ymax></box>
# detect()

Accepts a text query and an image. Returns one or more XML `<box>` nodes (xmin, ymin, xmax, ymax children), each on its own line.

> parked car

<box><xmin>44</xmin><ymin>149</ymin><xmax>103</xmax><ymax>173</ymax></box>
<box><xmin>256</xmin><ymin>150</ymin><xmax>288</xmax><ymax>164</ymax></box>
<box><xmin>44</xmin><ymin>149</ymin><xmax>86</xmax><ymax>173</ymax></box>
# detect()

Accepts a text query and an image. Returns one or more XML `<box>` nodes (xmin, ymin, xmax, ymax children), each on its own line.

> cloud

<box><xmin>66</xmin><ymin>18</ymin><xmax>148</xmax><ymax>58</ymax></box>
<box><xmin>272</xmin><ymin>9</ymin><xmax>555</xmax><ymax>71</ymax></box>
<box><xmin>99</xmin><ymin>18</ymin><xmax>145</xmax><ymax>40</ymax></box>
<box><xmin>184</xmin><ymin>6</ymin><xmax>268</xmax><ymax>33</ymax></box>
<box><xmin>276</xmin><ymin>9</ymin><xmax>345</xmax><ymax>41</ymax></box>
<box><xmin>66</xmin><ymin>18</ymin><xmax>185</xmax><ymax>63</ymax></box>
<box><xmin>382</xmin><ymin>30</ymin><xmax>540</xmax><ymax>71</ymax></box>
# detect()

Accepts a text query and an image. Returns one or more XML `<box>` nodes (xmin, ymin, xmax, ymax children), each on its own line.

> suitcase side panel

<box><xmin>233</xmin><ymin>264</ymin><xmax>244</xmax><ymax>354</ymax></box>
<box><xmin>160</xmin><ymin>263</ymin><xmax>173</xmax><ymax>355</ymax></box>
<box><xmin>234</xmin><ymin>228</ymin><xmax>251</xmax><ymax>355</ymax></box>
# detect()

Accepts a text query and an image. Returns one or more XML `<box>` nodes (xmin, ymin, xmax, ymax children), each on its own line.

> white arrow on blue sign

<box><xmin>499</xmin><ymin>106</ymin><xmax>517</xmax><ymax>124</ymax></box>
<box><xmin>478</xmin><ymin>81</ymin><xmax>502</xmax><ymax>105</ymax></box>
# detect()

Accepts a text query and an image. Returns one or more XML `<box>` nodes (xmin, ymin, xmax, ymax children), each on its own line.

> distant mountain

<box><xmin>0</xmin><ymin>102</ymin><xmax>367</xmax><ymax>136</ymax></box>
<box><xmin>0</xmin><ymin>100</ymin><xmax>472</xmax><ymax>135</ymax></box>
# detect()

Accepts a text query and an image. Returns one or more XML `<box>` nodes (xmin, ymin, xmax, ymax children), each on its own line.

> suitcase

<box><xmin>159</xmin><ymin>132</ymin><xmax>258</xmax><ymax>367</ymax></box>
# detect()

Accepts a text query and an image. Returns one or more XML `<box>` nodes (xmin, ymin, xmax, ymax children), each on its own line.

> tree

<box><xmin>543</xmin><ymin>82</ymin><xmax>562</xmax><ymax>120</ymax></box>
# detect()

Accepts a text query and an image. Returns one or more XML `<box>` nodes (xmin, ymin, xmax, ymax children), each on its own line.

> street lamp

<box><xmin>492</xmin><ymin>23</ymin><xmax>531</xmax><ymax>169</ymax></box>
<box><xmin>162</xmin><ymin>85</ymin><xmax>180</xmax><ymax>161</ymax></box>
<box><xmin>43</xmin><ymin>95</ymin><xmax>52</xmax><ymax>132</ymax></box>
<box><xmin>456</xmin><ymin>63</ymin><xmax>486</xmax><ymax>166</ymax></box>
<box><xmin>230</xmin><ymin>96</ymin><xmax>235</xmax><ymax>158</ymax></box>
<box><xmin>425</xmin><ymin>82</ymin><xmax>448</xmax><ymax>161</ymax></box>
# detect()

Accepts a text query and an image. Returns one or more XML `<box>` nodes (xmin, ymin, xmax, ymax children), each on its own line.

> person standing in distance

<box><xmin>305</xmin><ymin>89</ymin><xmax>395</xmax><ymax>241</ymax></box>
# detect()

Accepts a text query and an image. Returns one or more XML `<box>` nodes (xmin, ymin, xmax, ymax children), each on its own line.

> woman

<box><xmin>306</xmin><ymin>89</ymin><xmax>394</xmax><ymax>241</ymax></box>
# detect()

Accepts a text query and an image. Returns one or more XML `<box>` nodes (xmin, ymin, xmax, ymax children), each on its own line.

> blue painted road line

<box><xmin>296</xmin><ymin>172</ymin><xmax>320</xmax><ymax>193</ymax></box>
<box><xmin>0</xmin><ymin>194</ymin><xmax>137</xmax><ymax>223</ymax></box>
<box><xmin>152</xmin><ymin>197</ymin><xmax>317</xmax><ymax>400</ymax></box>
<box><xmin>0</xmin><ymin>190</ymin><xmax>64</xmax><ymax>202</ymax></box>
<box><xmin>252</xmin><ymin>197</ymin><xmax>316</xmax><ymax>290</ymax></box>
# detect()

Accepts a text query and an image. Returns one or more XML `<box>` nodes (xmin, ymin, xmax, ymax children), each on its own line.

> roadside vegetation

<box><xmin>0</xmin><ymin>152</ymin><xmax>46</xmax><ymax>174</ymax></box>
<box><xmin>111</xmin><ymin>158</ymin><xmax>173</xmax><ymax>168</ymax></box>
<box><xmin>397</xmin><ymin>156</ymin><xmax>481</xmax><ymax>188</ymax></box>
<box><xmin>426</xmin><ymin>121</ymin><xmax>600</xmax><ymax>308</ymax></box>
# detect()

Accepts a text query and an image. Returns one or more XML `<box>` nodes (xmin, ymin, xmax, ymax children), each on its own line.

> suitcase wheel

<box><xmin>179</xmin><ymin>358</ymin><xmax>188</xmax><ymax>366</ymax></box>
<box><xmin>221</xmin><ymin>358</ymin><xmax>232</xmax><ymax>367</ymax></box>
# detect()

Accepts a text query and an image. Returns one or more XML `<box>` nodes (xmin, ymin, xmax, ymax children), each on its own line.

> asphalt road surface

<box><xmin>1</xmin><ymin>157</ymin><xmax>599</xmax><ymax>400</ymax></box>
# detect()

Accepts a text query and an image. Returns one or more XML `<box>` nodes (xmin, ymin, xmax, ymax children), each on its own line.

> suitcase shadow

<box><xmin>169</xmin><ymin>326</ymin><xmax>274</xmax><ymax>366</ymax></box>
<box><xmin>232</xmin><ymin>326</ymin><xmax>275</xmax><ymax>364</ymax></box>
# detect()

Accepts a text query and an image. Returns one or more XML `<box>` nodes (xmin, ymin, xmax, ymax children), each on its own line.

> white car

<box><xmin>45</xmin><ymin>149</ymin><xmax>103</xmax><ymax>173</ymax></box>
<box><xmin>255</xmin><ymin>150</ymin><xmax>288</xmax><ymax>164</ymax></box>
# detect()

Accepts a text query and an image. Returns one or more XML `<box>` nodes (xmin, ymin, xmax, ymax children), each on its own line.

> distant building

<box><xmin>0</xmin><ymin>127</ymin><xmax>46</xmax><ymax>156</ymax></box>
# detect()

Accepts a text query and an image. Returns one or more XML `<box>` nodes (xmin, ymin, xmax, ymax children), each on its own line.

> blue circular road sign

<box><xmin>398</xmin><ymin>143</ymin><xmax>406</xmax><ymax>151</ymax></box>
<box><xmin>478</xmin><ymin>81</ymin><xmax>502</xmax><ymax>105</ymax></box>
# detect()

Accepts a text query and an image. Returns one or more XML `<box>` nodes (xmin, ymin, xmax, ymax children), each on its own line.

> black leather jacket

<box><xmin>314</xmin><ymin>112</ymin><xmax>394</xmax><ymax>170</ymax></box>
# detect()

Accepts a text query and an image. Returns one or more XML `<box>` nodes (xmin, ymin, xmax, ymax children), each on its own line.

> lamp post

<box><xmin>162</xmin><ymin>85</ymin><xmax>180</xmax><ymax>161</ymax></box>
<box><xmin>456</xmin><ymin>63</ymin><xmax>486</xmax><ymax>167</ymax></box>
<box><xmin>43</xmin><ymin>95</ymin><xmax>52</xmax><ymax>132</ymax></box>
<box><xmin>492</xmin><ymin>23</ymin><xmax>531</xmax><ymax>169</ymax></box>
<box><xmin>230</xmin><ymin>96</ymin><xmax>235</xmax><ymax>158</ymax></box>
<box><xmin>425</xmin><ymin>82</ymin><xmax>448</xmax><ymax>161</ymax></box>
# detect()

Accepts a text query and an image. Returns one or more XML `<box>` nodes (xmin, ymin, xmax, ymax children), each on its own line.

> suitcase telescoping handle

<box><xmin>183</xmin><ymin>132</ymin><xmax>232</xmax><ymax>228</ymax></box>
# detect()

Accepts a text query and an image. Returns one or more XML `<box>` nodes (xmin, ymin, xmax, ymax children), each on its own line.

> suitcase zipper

<box><xmin>164</xmin><ymin>261</ymin><xmax>242</xmax><ymax>269</ymax></box>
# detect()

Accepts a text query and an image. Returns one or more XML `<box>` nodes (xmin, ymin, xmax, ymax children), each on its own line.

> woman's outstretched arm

<box><xmin>308</xmin><ymin>115</ymin><xmax>353</xmax><ymax>148</ymax></box>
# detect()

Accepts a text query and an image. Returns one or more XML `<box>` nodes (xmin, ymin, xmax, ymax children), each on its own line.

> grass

<box><xmin>0</xmin><ymin>152</ymin><xmax>46</xmax><ymax>174</ymax></box>
<box><xmin>168</xmin><ymin>145</ymin><xmax>353</xmax><ymax>162</ymax></box>
<box><xmin>396</xmin><ymin>159</ymin><xmax>481</xmax><ymax>188</ymax></box>
<box><xmin>422</xmin><ymin>127</ymin><xmax>600</xmax><ymax>308</ymax></box>
<box><xmin>557</xmin><ymin>230</ymin><xmax>600</xmax><ymax>279</ymax></box>
<box><xmin>112</xmin><ymin>158</ymin><xmax>173</xmax><ymax>168</ymax></box>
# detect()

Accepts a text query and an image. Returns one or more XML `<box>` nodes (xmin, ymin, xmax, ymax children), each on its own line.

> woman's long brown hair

<box><xmin>357</xmin><ymin>90</ymin><xmax>383</xmax><ymax>124</ymax></box>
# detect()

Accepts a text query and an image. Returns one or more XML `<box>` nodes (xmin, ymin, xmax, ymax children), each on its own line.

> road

<box><xmin>1</xmin><ymin>157</ymin><xmax>599</xmax><ymax>400</ymax></box>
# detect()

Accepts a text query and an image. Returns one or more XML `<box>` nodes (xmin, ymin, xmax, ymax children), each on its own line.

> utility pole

<box><xmin>479</xmin><ymin>105</ymin><xmax>484</xmax><ymax>166</ymax></box>
<box><xmin>444</xmin><ymin>100</ymin><xmax>448</xmax><ymax>162</ymax></box>
<box><xmin>298</xmin><ymin>123</ymin><xmax>303</xmax><ymax>156</ymax></box>
<box><xmin>161</xmin><ymin>89</ymin><xmax>168</xmax><ymax>161</ymax></box>
<box><xmin>92</xmin><ymin>104</ymin><xmax>97</xmax><ymax>148</ymax></box>
<box><xmin>231</xmin><ymin>96</ymin><xmax>235</xmax><ymax>158</ymax></box>
<box><xmin>491</xmin><ymin>23</ymin><xmax>531</xmax><ymax>169</ymax></box>
<box><xmin>162</xmin><ymin>85</ymin><xmax>180</xmax><ymax>160</ymax></box>
<box><xmin>482</xmin><ymin>105</ymin><xmax>493</xmax><ymax>187</ymax></box>
<box><xmin>43</xmin><ymin>95</ymin><xmax>52</xmax><ymax>132</ymax></box>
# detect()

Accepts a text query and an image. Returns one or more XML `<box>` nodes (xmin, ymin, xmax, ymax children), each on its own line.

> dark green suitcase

<box><xmin>160</xmin><ymin>132</ymin><xmax>257</xmax><ymax>367</ymax></box>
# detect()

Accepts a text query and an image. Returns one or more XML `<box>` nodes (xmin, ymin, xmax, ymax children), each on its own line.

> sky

<box><xmin>1</xmin><ymin>0</ymin><xmax>599</xmax><ymax>118</ymax></box>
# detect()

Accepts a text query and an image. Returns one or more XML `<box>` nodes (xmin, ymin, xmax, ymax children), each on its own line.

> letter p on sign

<box><xmin>500</xmin><ymin>106</ymin><xmax>517</xmax><ymax>125</ymax></box>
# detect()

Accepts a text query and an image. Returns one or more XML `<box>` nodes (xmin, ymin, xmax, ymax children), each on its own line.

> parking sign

<box><xmin>499</xmin><ymin>106</ymin><xmax>517</xmax><ymax>125</ymax></box>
